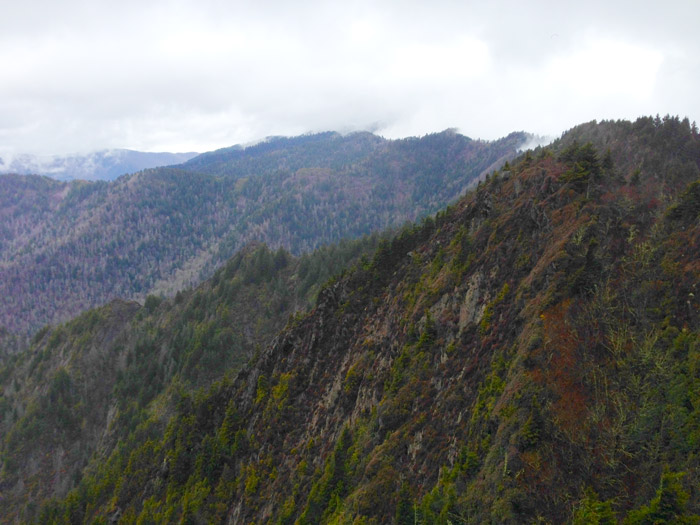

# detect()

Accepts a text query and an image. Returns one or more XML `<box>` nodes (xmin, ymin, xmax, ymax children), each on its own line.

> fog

<box><xmin>1</xmin><ymin>0</ymin><xmax>697</xmax><ymax>156</ymax></box>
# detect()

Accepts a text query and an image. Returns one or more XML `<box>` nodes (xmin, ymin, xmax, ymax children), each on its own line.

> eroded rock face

<box><xmin>211</xmin><ymin>121</ymin><xmax>700</xmax><ymax>524</ymax></box>
<box><xmin>459</xmin><ymin>271</ymin><xmax>486</xmax><ymax>330</ymax></box>
<box><xmin>9</xmin><ymin>118</ymin><xmax>700</xmax><ymax>524</ymax></box>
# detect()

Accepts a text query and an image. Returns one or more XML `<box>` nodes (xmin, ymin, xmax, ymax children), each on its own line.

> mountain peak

<box><xmin>2</xmin><ymin>117</ymin><xmax>698</xmax><ymax>523</ymax></box>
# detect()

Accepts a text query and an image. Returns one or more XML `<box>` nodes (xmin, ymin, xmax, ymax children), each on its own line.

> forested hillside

<box><xmin>0</xmin><ymin>117</ymin><xmax>700</xmax><ymax>524</ymax></box>
<box><xmin>0</xmin><ymin>130</ymin><xmax>526</xmax><ymax>339</ymax></box>
<box><xmin>181</xmin><ymin>132</ymin><xmax>384</xmax><ymax>177</ymax></box>
<box><xmin>0</xmin><ymin>236</ymin><xmax>382</xmax><ymax>522</ymax></box>
<box><xmin>0</xmin><ymin>116</ymin><xmax>696</xmax><ymax>523</ymax></box>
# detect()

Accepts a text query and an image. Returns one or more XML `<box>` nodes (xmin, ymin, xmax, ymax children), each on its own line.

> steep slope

<box><xmin>0</xmin><ymin>238</ymin><xmax>381</xmax><ymax>522</ymax></box>
<box><xmin>0</xmin><ymin>130</ymin><xmax>526</xmax><ymax>337</ymax></box>
<box><xmin>0</xmin><ymin>150</ymin><xmax>198</xmax><ymax>181</ymax></box>
<box><xmin>34</xmin><ymin>116</ymin><xmax>700</xmax><ymax>524</ymax></box>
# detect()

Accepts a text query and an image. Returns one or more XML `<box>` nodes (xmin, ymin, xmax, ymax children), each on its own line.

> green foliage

<box><xmin>256</xmin><ymin>374</ymin><xmax>269</xmax><ymax>404</ymax></box>
<box><xmin>450</xmin><ymin>226</ymin><xmax>474</xmax><ymax>276</ymax></box>
<box><xmin>143</xmin><ymin>294</ymin><xmax>162</xmax><ymax>312</ymax></box>
<box><xmin>395</xmin><ymin>481</ymin><xmax>415</xmax><ymax>525</ymax></box>
<box><xmin>624</xmin><ymin>471</ymin><xmax>699</xmax><ymax>524</ymax></box>
<box><xmin>667</xmin><ymin>180</ymin><xmax>700</xmax><ymax>224</ymax></box>
<box><xmin>560</xmin><ymin>142</ymin><xmax>601</xmax><ymax>177</ymax></box>
<box><xmin>4</xmin><ymin>117</ymin><xmax>700</xmax><ymax>524</ymax></box>
<box><xmin>299</xmin><ymin>427</ymin><xmax>353</xmax><ymax>524</ymax></box>
<box><xmin>572</xmin><ymin>488</ymin><xmax>616</xmax><ymax>525</ymax></box>
<box><xmin>343</xmin><ymin>362</ymin><xmax>362</xmax><ymax>396</ymax></box>
<box><xmin>479</xmin><ymin>282</ymin><xmax>510</xmax><ymax>334</ymax></box>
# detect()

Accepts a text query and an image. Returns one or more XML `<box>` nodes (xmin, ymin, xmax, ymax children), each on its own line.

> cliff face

<box><xmin>15</xmin><ymin>117</ymin><xmax>700</xmax><ymax>523</ymax></box>
<box><xmin>212</xmin><ymin>117</ymin><xmax>698</xmax><ymax>522</ymax></box>
<box><xmin>217</xmin><ymin>119</ymin><xmax>700</xmax><ymax>523</ymax></box>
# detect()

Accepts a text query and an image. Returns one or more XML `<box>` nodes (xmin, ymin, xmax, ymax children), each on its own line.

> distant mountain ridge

<box><xmin>0</xmin><ymin>130</ymin><xmax>528</xmax><ymax>338</ymax></box>
<box><xmin>0</xmin><ymin>149</ymin><xmax>199</xmax><ymax>181</ymax></box>
<box><xmin>1</xmin><ymin>116</ymin><xmax>698</xmax><ymax>523</ymax></box>
<box><xmin>181</xmin><ymin>131</ymin><xmax>385</xmax><ymax>178</ymax></box>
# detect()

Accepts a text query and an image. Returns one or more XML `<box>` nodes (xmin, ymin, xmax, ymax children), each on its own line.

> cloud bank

<box><xmin>1</xmin><ymin>0</ymin><xmax>698</xmax><ymax>156</ymax></box>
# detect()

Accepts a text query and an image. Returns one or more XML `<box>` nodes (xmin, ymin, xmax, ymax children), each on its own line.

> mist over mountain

<box><xmin>1</xmin><ymin>116</ymin><xmax>698</xmax><ymax>523</ymax></box>
<box><xmin>0</xmin><ymin>150</ymin><xmax>199</xmax><ymax>181</ymax></box>
<box><xmin>2</xmin><ymin>1</ymin><xmax>699</xmax><ymax>521</ymax></box>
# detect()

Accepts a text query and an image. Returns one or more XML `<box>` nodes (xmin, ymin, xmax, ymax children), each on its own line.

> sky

<box><xmin>1</xmin><ymin>0</ymin><xmax>698</xmax><ymax>157</ymax></box>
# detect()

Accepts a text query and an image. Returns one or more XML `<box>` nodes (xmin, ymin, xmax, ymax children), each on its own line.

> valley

<box><xmin>0</xmin><ymin>116</ymin><xmax>698</xmax><ymax>523</ymax></box>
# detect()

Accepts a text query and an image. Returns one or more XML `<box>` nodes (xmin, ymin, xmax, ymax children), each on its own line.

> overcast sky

<box><xmin>1</xmin><ymin>0</ymin><xmax>698</xmax><ymax>157</ymax></box>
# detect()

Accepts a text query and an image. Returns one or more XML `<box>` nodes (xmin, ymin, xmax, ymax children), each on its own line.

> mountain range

<box><xmin>0</xmin><ymin>130</ymin><xmax>527</xmax><ymax>339</ymax></box>
<box><xmin>0</xmin><ymin>116</ymin><xmax>699</xmax><ymax>523</ymax></box>
<box><xmin>0</xmin><ymin>150</ymin><xmax>199</xmax><ymax>182</ymax></box>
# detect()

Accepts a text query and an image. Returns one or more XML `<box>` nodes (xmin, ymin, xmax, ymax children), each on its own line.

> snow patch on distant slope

<box><xmin>0</xmin><ymin>150</ymin><xmax>199</xmax><ymax>181</ymax></box>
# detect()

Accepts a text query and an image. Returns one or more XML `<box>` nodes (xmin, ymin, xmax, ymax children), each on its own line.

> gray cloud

<box><xmin>1</xmin><ymin>0</ymin><xmax>698</xmax><ymax>156</ymax></box>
